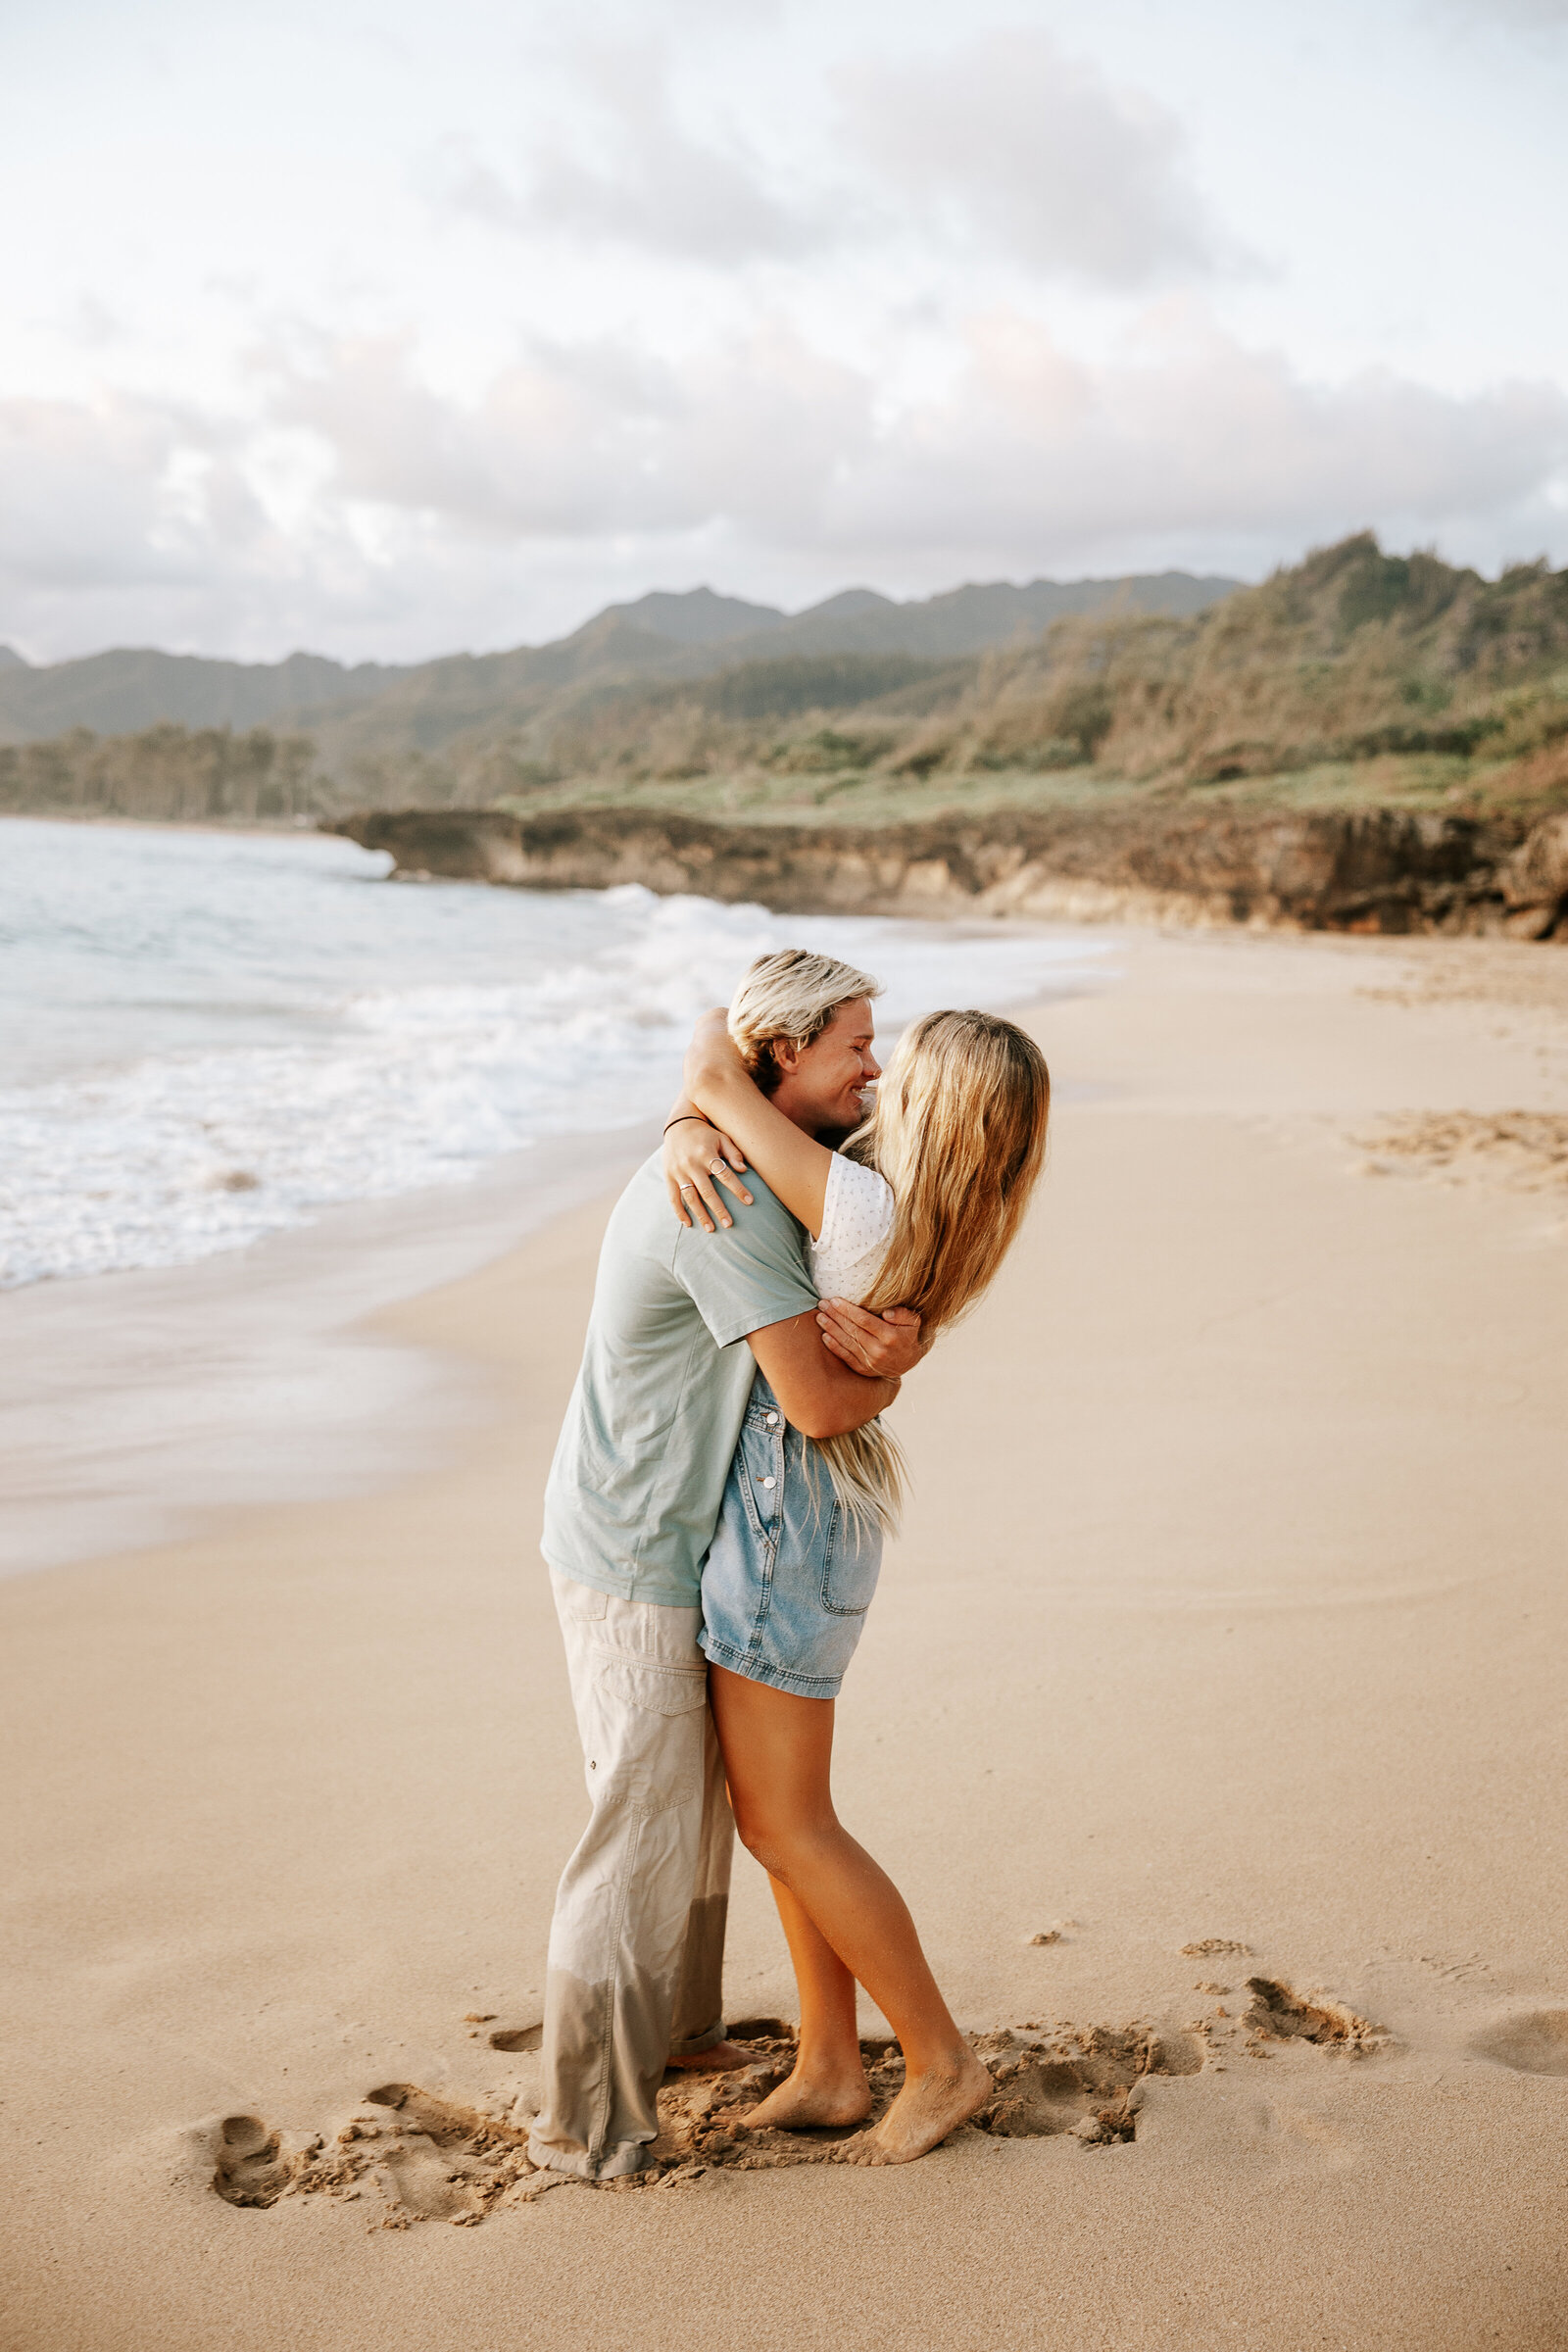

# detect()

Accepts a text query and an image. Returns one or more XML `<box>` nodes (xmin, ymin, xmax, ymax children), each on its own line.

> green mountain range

<box><xmin>4</xmin><ymin>540</ymin><xmax>1564</xmax><ymax>832</ymax></box>
<box><xmin>0</xmin><ymin>569</ymin><xmax>1237</xmax><ymax>779</ymax></box>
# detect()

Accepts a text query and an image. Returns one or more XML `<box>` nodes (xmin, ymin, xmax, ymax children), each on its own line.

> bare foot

<box><xmin>664</xmin><ymin>2039</ymin><xmax>757</xmax><ymax>2074</ymax></box>
<box><xmin>837</xmin><ymin>2048</ymin><xmax>992</xmax><ymax>2166</ymax></box>
<box><xmin>737</xmin><ymin>2064</ymin><xmax>872</xmax><ymax>2133</ymax></box>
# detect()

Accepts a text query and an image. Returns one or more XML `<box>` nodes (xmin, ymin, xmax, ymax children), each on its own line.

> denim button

<box><xmin>764</xmin><ymin>1412</ymin><xmax>779</xmax><ymax>1426</ymax></box>
<box><xmin>761</xmin><ymin>1476</ymin><xmax>776</xmax><ymax>1490</ymax></box>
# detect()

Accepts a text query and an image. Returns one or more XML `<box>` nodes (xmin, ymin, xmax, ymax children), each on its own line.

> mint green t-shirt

<box><xmin>541</xmin><ymin>1152</ymin><xmax>819</xmax><ymax>1607</ymax></box>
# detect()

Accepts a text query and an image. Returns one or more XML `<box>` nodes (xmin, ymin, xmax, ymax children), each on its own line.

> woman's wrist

<box><xmin>682</xmin><ymin>1050</ymin><xmax>745</xmax><ymax>1107</ymax></box>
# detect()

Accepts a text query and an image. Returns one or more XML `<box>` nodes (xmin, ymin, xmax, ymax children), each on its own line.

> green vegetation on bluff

<box><xmin>489</xmin><ymin>536</ymin><xmax>1568</xmax><ymax>828</ymax></box>
<box><xmin>3</xmin><ymin>538</ymin><xmax>1565</xmax><ymax>830</ymax></box>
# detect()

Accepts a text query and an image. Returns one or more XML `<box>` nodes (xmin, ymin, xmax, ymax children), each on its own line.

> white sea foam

<box><xmin>0</xmin><ymin>820</ymin><xmax>1113</xmax><ymax>1287</ymax></box>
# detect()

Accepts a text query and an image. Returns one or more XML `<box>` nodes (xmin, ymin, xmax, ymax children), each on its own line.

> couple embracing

<box><xmin>529</xmin><ymin>950</ymin><xmax>1049</xmax><ymax>2180</ymax></box>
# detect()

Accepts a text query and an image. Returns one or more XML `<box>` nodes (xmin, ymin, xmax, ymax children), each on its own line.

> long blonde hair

<box><xmin>816</xmin><ymin>1009</ymin><xmax>1051</xmax><ymax>1533</ymax></box>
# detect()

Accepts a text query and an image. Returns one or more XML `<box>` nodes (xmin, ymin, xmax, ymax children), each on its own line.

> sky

<box><xmin>3</xmin><ymin>0</ymin><xmax>1566</xmax><ymax>664</ymax></box>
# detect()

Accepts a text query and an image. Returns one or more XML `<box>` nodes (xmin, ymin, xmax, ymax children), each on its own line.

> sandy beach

<box><xmin>4</xmin><ymin>923</ymin><xmax>1567</xmax><ymax>2352</ymax></box>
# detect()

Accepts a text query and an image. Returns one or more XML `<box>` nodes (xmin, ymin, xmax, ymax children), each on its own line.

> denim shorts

<box><xmin>699</xmin><ymin>1373</ymin><xmax>883</xmax><ymax>1700</ymax></box>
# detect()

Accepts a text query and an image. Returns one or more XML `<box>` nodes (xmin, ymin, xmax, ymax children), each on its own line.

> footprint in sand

<box><xmin>363</xmin><ymin>2083</ymin><xmax>562</xmax><ymax>2222</ymax></box>
<box><xmin>209</xmin><ymin>2087</ymin><xmax>549</xmax><ymax>2226</ymax></box>
<box><xmin>1236</xmin><ymin>2099</ymin><xmax>1356</xmax><ymax>2170</ymax></box>
<box><xmin>1469</xmin><ymin>2010</ymin><xmax>1568</xmax><ymax>2075</ymax></box>
<box><xmin>974</xmin><ymin>2025</ymin><xmax>1204</xmax><ymax>2146</ymax></box>
<box><xmin>202</xmin><ymin>1986</ymin><xmax>1397</xmax><ymax>2219</ymax></box>
<box><xmin>213</xmin><ymin>2115</ymin><xmax>295</xmax><ymax>2209</ymax></box>
<box><xmin>1242</xmin><ymin>1980</ymin><xmax>1388</xmax><ymax>2054</ymax></box>
<box><xmin>487</xmin><ymin>2024</ymin><xmax>543</xmax><ymax>2053</ymax></box>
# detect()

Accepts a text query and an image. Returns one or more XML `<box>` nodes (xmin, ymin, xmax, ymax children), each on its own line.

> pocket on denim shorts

<box><xmin>818</xmin><ymin>1507</ymin><xmax>882</xmax><ymax>1618</ymax></box>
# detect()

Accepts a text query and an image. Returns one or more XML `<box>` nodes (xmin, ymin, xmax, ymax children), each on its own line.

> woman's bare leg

<box><xmin>741</xmin><ymin>1880</ymin><xmax>872</xmax><ymax>2130</ymax></box>
<box><xmin>710</xmin><ymin>1664</ymin><xmax>992</xmax><ymax>2163</ymax></box>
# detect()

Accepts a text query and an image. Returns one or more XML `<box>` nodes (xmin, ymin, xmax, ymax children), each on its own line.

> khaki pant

<box><xmin>528</xmin><ymin>1568</ymin><xmax>734</xmax><ymax>2180</ymax></box>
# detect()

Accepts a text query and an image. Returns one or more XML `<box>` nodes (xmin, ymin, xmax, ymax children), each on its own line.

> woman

<box><xmin>662</xmin><ymin>995</ymin><xmax>1050</xmax><ymax>2164</ymax></box>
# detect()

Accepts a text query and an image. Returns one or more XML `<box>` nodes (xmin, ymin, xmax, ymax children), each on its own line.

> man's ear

<box><xmin>770</xmin><ymin>1037</ymin><xmax>801</xmax><ymax>1076</ymax></box>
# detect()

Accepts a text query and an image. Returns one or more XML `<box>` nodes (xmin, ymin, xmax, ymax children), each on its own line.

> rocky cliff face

<box><xmin>327</xmin><ymin>804</ymin><xmax>1568</xmax><ymax>939</ymax></box>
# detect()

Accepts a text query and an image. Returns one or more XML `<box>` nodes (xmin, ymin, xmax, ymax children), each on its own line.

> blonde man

<box><xmin>531</xmin><ymin>951</ymin><xmax>925</xmax><ymax>2182</ymax></box>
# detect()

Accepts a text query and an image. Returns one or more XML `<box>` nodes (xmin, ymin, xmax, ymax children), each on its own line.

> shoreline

<box><xmin>1</xmin><ymin>860</ymin><xmax>1116</xmax><ymax>1575</ymax></box>
<box><xmin>0</xmin><ymin>807</ymin><xmax>333</xmax><ymax>839</ymax></box>
<box><xmin>5</xmin><ymin>919</ymin><xmax>1565</xmax><ymax>1589</ymax></box>
<box><xmin>4</xmin><ymin>924</ymin><xmax>1568</xmax><ymax>2350</ymax></box>
<box><xmin>0</xmin><ymin>1129</ymin><xmax>651</xmax><ymax>1579</ymax></box>
<box><xmin>3</xmin><ymin>814</ymin><xmax>1114</xmax><ymax>1295</ymax></box>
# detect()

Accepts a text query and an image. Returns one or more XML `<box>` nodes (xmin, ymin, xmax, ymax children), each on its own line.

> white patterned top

<box><xmin>808</xmin><ymin>1152</ymin><xmax>896</xmax><ymax>1303</ymax></box>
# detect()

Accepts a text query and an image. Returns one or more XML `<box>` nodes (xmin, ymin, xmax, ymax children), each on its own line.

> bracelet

<box><xmin>663</xmin><ymin>1113</ymin><xmax>709</xmax><ymax>1135</ymax></box>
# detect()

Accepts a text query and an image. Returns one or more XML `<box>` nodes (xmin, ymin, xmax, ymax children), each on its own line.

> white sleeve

<box><xmin>808</xmin><ymin>1154</ymin><xmax>897</xmax><ymax>1302</ymax></box>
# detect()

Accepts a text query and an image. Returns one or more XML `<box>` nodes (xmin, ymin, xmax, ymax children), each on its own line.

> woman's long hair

<box><xmin>814</xmin><ymin>1009</ymin><xmax>1051</xmax><ymax>1534</ymax></box>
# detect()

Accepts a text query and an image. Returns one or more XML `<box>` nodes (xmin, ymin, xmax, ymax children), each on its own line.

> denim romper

<box><xmin>697</xmin><ymin>1371</ymin><xmax>884</xmax><ymax>1699</ymax></box>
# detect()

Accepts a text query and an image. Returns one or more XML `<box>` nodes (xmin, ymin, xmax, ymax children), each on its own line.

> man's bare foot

<box><xmin>664</xmin><ymin>2039</ymin><xmax>756</xmax><ymax>2074</ymax></box>
<box><xmin>837</xmin><ymin>2047</ymin><xmax>992</xmax><ymax>2165</ymax></box>
<box><xmin>737</xmin><ymin>2064</ymin><xmax>872</xmax><ymax>2133</ymax></box>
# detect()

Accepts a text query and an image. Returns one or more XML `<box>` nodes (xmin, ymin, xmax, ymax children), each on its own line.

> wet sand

<box><xmin>3</xmin><ymin>928</ymin><xmax>1567</xmax><ymax>2351</ymax></box>
<box><xmin>0</xmin><ymin>1133</ymin><xmax>648</xmax><ymax>1575</ymax></box>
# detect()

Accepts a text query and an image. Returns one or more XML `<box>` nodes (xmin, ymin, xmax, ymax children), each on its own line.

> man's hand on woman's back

<box><xmin>815</xmin><ymin>1300</ymin><xmax>926</xmax><ymax>1380</ymax></box>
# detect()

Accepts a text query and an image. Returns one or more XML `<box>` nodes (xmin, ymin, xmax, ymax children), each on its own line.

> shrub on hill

<box><xmin>0</xmin><ymin>724</ymin><xmax>320</xmax><ymax>821</ymax></box>
<box><xmin>700</xmin><ymin>654</ymin><xmax>942</xmax><ymax>720</ymax></box>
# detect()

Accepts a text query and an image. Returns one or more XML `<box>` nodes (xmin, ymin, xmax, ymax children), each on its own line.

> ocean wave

<box><xmin>1</xmin><ymin>836</ymin><xmax>1110</xmax><ymax>1286</ymax></box>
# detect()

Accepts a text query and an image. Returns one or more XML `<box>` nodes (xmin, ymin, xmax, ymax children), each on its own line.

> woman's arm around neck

<box><xmin>683</xmin><ymin>1011</ymin><xmax>835</xmax><ymax>1239</ymax></box>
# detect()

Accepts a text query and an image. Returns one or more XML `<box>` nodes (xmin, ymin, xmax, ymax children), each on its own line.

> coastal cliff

<box><xmin>326</xmin><ymin>803</ymin><xmax>1568</xmax><ymax>938</ymax></box>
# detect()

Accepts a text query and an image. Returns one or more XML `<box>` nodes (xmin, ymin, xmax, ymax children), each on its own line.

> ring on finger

<box><xmin>709</xmin><ymin>1157</ymin><xmax>727</xmax><ymax>1176</ymax></box>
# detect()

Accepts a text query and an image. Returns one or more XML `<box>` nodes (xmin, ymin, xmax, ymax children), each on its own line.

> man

<box><xmin>528</xmin><ymin>950</ymin><xmax>924</xmax><ymax>2181</ymax></box>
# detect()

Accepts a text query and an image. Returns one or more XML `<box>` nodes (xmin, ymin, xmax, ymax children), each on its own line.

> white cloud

<box><xmin>3</xmin><ymin>5</ymin><xmax>1565</xmax><ymax>662</ymax></box>
<box><xmin>825</xmin><ymin>307</ymin><xmax>1568</xmax><ymax>561</ymax></box>
<box><xmin>263</xmin><ymin>306</ymin><xmax>1568</xmax><ymax>573</ymax></box>
<box><xmin>429</xmin><ymin>44</ymin><xmax>835</xmax><ymax>266</ymax></box>
<box><xmin>835</xmin><ymin>28</ymin><xmax>1225</xmax><ymax>286</ymax></box>
<box><xmin>0</xmin><ymin>394</ymin><xmax>328</xmax><ymax>659</ymax></box>
<box><xmin>0</xmin><ymin>395</ymin><xmax>247</xmax><ymax>592</ymax></box>
<box><xmin>268</xmin><ymin>324</ymin><xmax>870</xmax><ymax>539</ymax></box>
<box><xmin>430</xmin><ymin>25</ymin><xmax>1228</xmax><ymax>290</ymax></box>
<box><xmin>1435</xmin><ymin>0</ymin><xmax>1568</xmax><ymax>23</ymax></box>
<box><xmin>5</xmin><ymin>304</ymin><xmax>1562</xmax><ymax>662</ymax></box>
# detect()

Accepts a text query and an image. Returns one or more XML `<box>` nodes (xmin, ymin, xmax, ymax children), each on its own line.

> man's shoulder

<box><xmin>585</xmin><ymin>1148</ymin><xmax>813</xmax><ymax>1353</ymax></box>
<box><xmin>600</xmin><ymin>1149</ymin><xmax>808</xmax><ymax>1289</ymax></box>
<box><xmin>676</xmin><ymin>1164</ymin><xmax>802</xmax><ymax>1250</ymax></box>
<box><xmin>607</xmin><ymin>1150</ymin><xmax>675</xmax><ymax>1234</ymax></box>
<box><xmin>671</xmin><ymin>1163</ymin><xmax>814</xmax><ymax>1334</ymax></box>
<box><xmin>600</xmin><ymin>1152</ymin><xmax>797</xmax><ymax>1258</ymax></box>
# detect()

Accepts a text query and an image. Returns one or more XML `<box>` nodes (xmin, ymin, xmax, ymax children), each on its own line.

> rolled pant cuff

<box><xmin>527</xmin><ymin>2132</ymin><xmax>650</xmax><ymax>2182</ymax></box>
<box><xmin>669</xmin><ymin>2014</ymin><xmax>727</xmax><ymax>2058</ymax></box>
